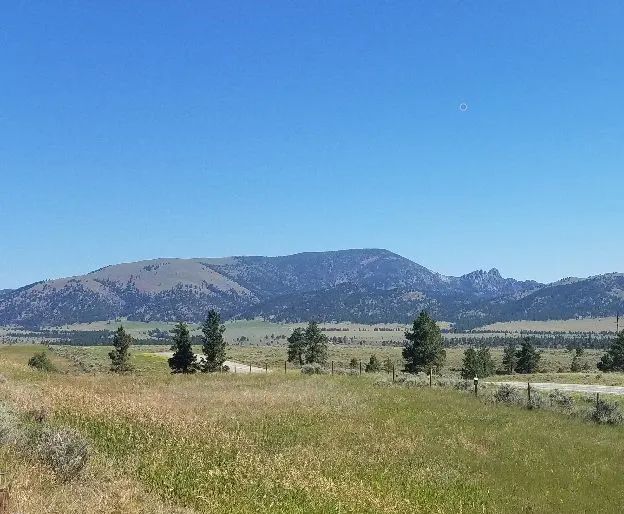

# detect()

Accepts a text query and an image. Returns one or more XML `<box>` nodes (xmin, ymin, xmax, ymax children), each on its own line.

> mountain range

<box><xmin>1</xmin><ymin>249</ymin><xmax>623</xmax><ymax>329</ymax></box>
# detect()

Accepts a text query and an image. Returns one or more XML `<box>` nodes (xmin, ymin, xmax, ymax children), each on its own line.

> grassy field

<box><xmin>479</xmin><ymin>317</ymin><xmax>621</xmax><ymax>333</ymax></box>
<box><xmin>1</xmin><ymin>344</ymin><xmax>624</xmax><ymax>513</ymax></box>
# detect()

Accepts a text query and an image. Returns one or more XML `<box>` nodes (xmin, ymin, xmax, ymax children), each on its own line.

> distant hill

<box><xmin>0</xmin><ymin>249</ymin><xmax>621</xmax><ymax>328</ymax></box>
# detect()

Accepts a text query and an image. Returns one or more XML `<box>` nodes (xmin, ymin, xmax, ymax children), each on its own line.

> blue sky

<box><xmin>1</xmin><ymin>1</ymin><xmax>623</xmax><ymax>288</ymax></box>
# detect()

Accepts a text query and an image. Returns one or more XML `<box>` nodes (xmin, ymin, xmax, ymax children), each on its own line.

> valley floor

<box><xmin>1</xmin><ymin>345</ymin><xmax>624</xmax><ymax>513</ymax></box>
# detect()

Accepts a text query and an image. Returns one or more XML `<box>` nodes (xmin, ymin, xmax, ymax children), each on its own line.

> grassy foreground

<box><xmin>1</xmin><ymin>345</ymin><xmax>624</xmax><ymax>513</ymax></box>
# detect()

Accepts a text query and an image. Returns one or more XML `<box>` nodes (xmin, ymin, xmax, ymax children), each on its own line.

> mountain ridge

<box><xmin>0</xmin><ymin>249</ymin><xmax>621</xmax><ymax>329</ymax></box>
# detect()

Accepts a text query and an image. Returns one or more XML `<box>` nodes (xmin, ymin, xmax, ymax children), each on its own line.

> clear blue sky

<box><xmin>2</xmin><ymin>1</ymin><xmax>623</xmax><ymax>288</ymax></box>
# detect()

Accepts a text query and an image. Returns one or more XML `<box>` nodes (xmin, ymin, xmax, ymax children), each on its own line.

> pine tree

<box><xmin>365</xmin><ymin>353</ymin><xmax>381</xmax><ymax>372</ymax></box>
<box><xmin>597</xmin><ymin>332</ymin><xmax>624</xmax><ymax>371</ymax></box>
<box><xmin>287</xmin><ymin>327</ymin><xmax>306</xmax><ymax>365</ymax></box>
<box><xmin>477</xmin><ymin>346</ymin><xmax>495</xmax><ymax>377</ymax></box>
<box><xmin>515</xmin><ymin>338</ymin><xmax>541</xmax><ymax>374</ymax></box>
<box><xmin>200</xmin><ymin>309</ymin><xmax>227</xmax><ymax>372</ymax></box>
<box><xmin>402</xmin><ymin>311</ymin><xmax>445</xmax><ymax>373</ymax></box>
<box><xmin>303</xmin><ymin>321</ymin><xmax>328</xmax><ymax>365</ymax></box>
<box><xmin>501</xmin><ymin>343</ymin><xmax>517</xmax><ymax>374</ymax></box>
<box><xmin>382</xmin><ymin>356</ymin><xmax>394</xmax><ymax>373</ymax></box>
<box><xmin>461</xmin><ymin>347</ymin><xmax>480</xmax><ymax>379</ymax></box>
<box><xmin>109</xmin><ymin>326</ymin><xmax>133</xmax><ymax>373</ymax></box>
<box><xmin>168</xmin><ymin>322</ymin><xmax>197</xmax><ymax>374</ymax></box>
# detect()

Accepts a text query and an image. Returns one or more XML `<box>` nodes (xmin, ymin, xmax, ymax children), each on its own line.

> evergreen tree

<box><xmin>570</xmin><ymin>347</ymin><xmax>583</xmax><ymax>372</ymax></box>
<box><xmin>477</xmin><ymin>346</ymin><xmax>495</xmax><ymax>377</ymax></box>
<box><xmin>168</xmin><ymin>322</ymin><xmax>197</xmax><ymax>374</ymax></box>
<box><xmin>365</xmin><ymin>353</ymin><xmax>381</xmax><ymax>372</ymax></box>
<box><xmin>402</xmin><ymin>311</ymin><xmax>445</xmax><ymax>373</ymax></box>
<box><xmin>501</xmin><ymin>343</ymin><xmax>517</xmax><ymax>374</ymax></box>
<box><xmin>109</xmin><ymin>325</ymin><xmax>133</xmax><ymax>373</ymax></box>
<box><xmin>461</xmin><ymin>347</ymin><xmax>480</xmax><ymax>379</ymax></box>
<box><xmin>349</xmin><ymin>357</ymin><xmax>359</xmax><ymax>370</ymax></box>
<box><xmin>303</xmin><ymin>321</ymin><xmax>328</xmax><ymax>365</ymax></box>
<box><xmin>515</xmin><ymin>338</ymin><xmax>541</xmax><ymax>374</ymax></box>
<box><xmin>286</xmin><ymin>328</ymin><xmax>306</xmax><ymax>365</ymax></box>
<box><xmin>597</xmin><ymin>332</ymin><xmax>624</xmax><ymax>372</ymax></box>
<box><xmin>200</xmin><ymin>309</ymin><xmax>227</xmax><ymax>372</ymax></box>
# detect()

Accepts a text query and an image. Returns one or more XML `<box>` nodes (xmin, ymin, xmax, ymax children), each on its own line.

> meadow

<box><xmin>1</xmin><ymin>344</ymin><xmax>624</xmax><ymax>513</ymax></box>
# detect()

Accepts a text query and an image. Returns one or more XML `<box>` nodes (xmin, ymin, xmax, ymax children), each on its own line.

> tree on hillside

<box><xmin>109</xmin><ymin>325</ymin><xmax>133</xmax><ymax>373</ymax></box>
<box><xmin>303</xmin><ymin>321</ymin><xmax>328</xmax><ymax>365</ymax></box>
<box><xmin>515</xmin><ymin>338</ymin><xmax>541</xmax><ymax>374</ymax></box>
<box><xmin>287</xmin><ymin>328</ymin><xmax>306</xmax><ymax>365</ymax></box>
<box><xmin>200</xmin><ymin>309</ymin><xmax>227</xmax><ymax>372</ymax></box>
<box><xmin>402</xmin><ymin>311</ymin><xmax>445</xmax><ymax>373</ymax></box>
<box><xmin>501</xmin><ymin>343</ymin><xmax>517</xmax><ymax>374</ymax></box>
<box><xmin>597</xmin><ymin>332</ymin><xmax>624</xmax><ymax>372</ymax></box>
<box><xmin>461</xmin><ymin>346</ymin><xmax>495</xmax><ymax>379</ymax></box>
<box><xmin>168</xmin><ymin>322</ymin><xmax>197</xmax><ymax>373</ymax></box>
<box><xmin>365</xmin><ymin>354</ymin><xmax>381</xmax><ymax>373</ymax></box>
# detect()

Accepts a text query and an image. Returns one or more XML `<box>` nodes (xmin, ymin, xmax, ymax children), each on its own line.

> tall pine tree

<box><xmin>200</xmin><ymin>309</ymin><xmax>227</xmax><ymax>372</ymax></box>
<box><xmin>303</xmin><ymin>321</ymin><xmax>328</xmax><ymax>365</ymax></box>
<box><xmin>402</xmin><ymin>311</ymin><xmax>445</xmax><ymax>373</ymax></box>
<box><xmin>515</xmin><ymin>338</ymin><xmax>541</xmax><ymax>373</ymax></box>
<box><xmin>287</xmin><ymin>327</ymin><xmax>306</xmax><ymax>365</ymax></box>
<box><xmin>598</xmin><ymin>332</ymin><xmax>624</xmax><ymax>371</ymax></box>
<box><xmin>502</xmin><ymin>343</ymin><xmax>517</xmax><ymax>374</ymax></box>
<box><xmin>109</xmin><ymin>326</ymin><xmax>133</xmax><ymax>373</ymax></box>
<box><xmin>168</xmin><ymin>322</ymin><xmax>197</xmax><ymax>374</ymax></box>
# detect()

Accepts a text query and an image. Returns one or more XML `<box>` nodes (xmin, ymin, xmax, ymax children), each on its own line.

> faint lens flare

<box><xmin>459</xmin><ymin>102</ymin><xmax>469</xmax><ymax>112</ymax></box>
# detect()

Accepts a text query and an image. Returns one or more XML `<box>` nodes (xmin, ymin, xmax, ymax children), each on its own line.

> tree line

<box><xmin>107</xmin><ymin>309</ymin><xmax>624</xmax><ymax>376</ymax></box>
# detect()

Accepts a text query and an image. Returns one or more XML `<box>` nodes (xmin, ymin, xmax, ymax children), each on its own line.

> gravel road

<box><xmin>155</xmin><ymin>352</ymin><xmax>267</xmax><ymax>374</ymax></box>
<box><xmin>487</xmin><ymin>381</ymin><xmax>624</xmax><ymax>396</ymax></box>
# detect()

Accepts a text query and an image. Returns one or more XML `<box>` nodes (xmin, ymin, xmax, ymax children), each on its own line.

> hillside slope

<box><xmin>0</xmin><ymin>249</ymin><xmax>621</xmax><ymax>328</ymax></box>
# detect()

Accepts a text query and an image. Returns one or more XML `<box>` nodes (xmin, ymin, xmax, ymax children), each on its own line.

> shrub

<box><xmin>365</xmin><ymin>354</ymin><xmax>381</xmax><ymax>373</ymax></box>
<box><xmin>0</xmin><ymin>403</ymin><xmax>20</xmax><ymax>445</ymax></box>
<box><xmin>527</xmin><ymin>390</ymin><xmax>545</xmax><ymax>410</ymax></box>
<box><xmin>28</xmin><ymin>352</ymin><xmax>57</xmax><ymax>372</ymax></box>
<box><xmin>548</xmin><ymin>389</ymin><xmax>574</xmax><ymax>412</ymax></box>
<box><xmin>301</xmin><ymin>363</ymin><xmax>325</xmax><ymax>375</ymax></box>
<box><xmin>494</xmin><ymin>384</ymin><xmax>521</xmax><ymax>405</ymax></box>
<box><xmin>454</xmin><ymin>380</ymin><xmax>471</xmax><ymax>391</ymax></box>
<box><xmin>37</xmin><ymin>428</ymin><xmax>89</xmax><ymax>481</ymax></box>
<box><xmin>588</xmin><ymin>400</ymin><xmax>623</xmax><ymax>425</ymax></box>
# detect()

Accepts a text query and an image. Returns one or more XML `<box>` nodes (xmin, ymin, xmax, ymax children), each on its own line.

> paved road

<box><xmin>487</xmin><ymin>381</ymin><xmax>624</xmax><ymax>396</ymax></box>
<box><xmin>154</xmin><ymin>352</ymin><xmax>267</xmax><ymax>374</ymax></box>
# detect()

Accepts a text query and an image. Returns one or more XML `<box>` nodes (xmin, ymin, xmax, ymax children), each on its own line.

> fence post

<box><xmin>265</xmin><ymin>362</ymin><xmax>268</xmax><ymax>373</ymax></box>
<box><xmin>359</xmin><ymin>360</ymin><xmax>362</xmax><ymax>375</ymax></box>
<box><xmin>392</xmin><ymin>364</ymin><xmax>395</xmax><ymax>383</ymax></box>
<box><xmin>331</xmin><ymin>361</ymin><xmax>334</xmax><ymax>375</ymax></box>
<box><xmin>284</xmin><ymin>360</ymin><xmax>287</xmax><ymax>374</ymax></box>
<box><xmin>596</xmin><ymin>392</ymin><xmax>600</xmax><ymax>407</ymax></box>
<box><xmin>474</xmin><ymin>376</ymin><xmax>479</xmax><ymax>397</ymax></box>
<box><xmin>249</xmin><ymin>363</ymin><xmax>252</xmax><ymax>373</ymax></box>
<box><xmin>527</xmin><ymin>382</ymin><xmax>531</xmax><ymax>405</ymax></box>
<box><xmin>429</xmin><ymin>368</ymin><xmax>433</xmax><ymax>388</ymax></box>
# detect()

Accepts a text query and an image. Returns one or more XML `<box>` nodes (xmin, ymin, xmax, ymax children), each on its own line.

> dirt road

<box><xmin>487</xmin><ymin>381</ymin><xmax>624</xmax><ymax>396</ymax></box>
<box><xmin>154</xmin><ymin>352</ymin><xmax>267</xmax><ymax>374</ymax></box>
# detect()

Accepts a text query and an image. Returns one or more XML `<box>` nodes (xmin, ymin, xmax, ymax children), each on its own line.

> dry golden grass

<box><xmin>2</xmin><ymin>344</ymin><xmax>624</xmax><ymax>513</ymax></box>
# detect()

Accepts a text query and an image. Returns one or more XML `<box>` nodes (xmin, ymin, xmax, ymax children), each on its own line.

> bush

<box><xmin>37</xmin><ymin>428</ymin><xmax>89</xmax><ymax>481</ymax></box>
<box><xmin>527</xmin><ymin>390</ymin><xmax>545</xmax><ymax>410</ymax></box>
<box><xmin>454</xmin><ymin>380</ymin><xmax>471</xmax><ymax>391</ymax></box>
<box><xmin>0</xmin><ymin>403</ymin><xmax>20</xmax><ymax>445</ymax></box>
<box><xmin>589</xmin><ymin>400</ymin><xmax>623</xmax><ymax>425</ymax></box>
<box><xmin>301</xmin><ymin>363</ymin><xmax>325</xmax><ymax>375</ymax></box>
<box><xmin>28</xmin><ymin>352</ymin><xmax>57</xmax><ymax>372</ymax></box>
<box><xmin>494</xmin><ymin>384</ymin><xmax>521</xmax><ymax>405</ymax></box>
<box><xmin>548</xmin><ymin>389</ymin><xmax>574</xmax><ymax>412</ymax></box>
